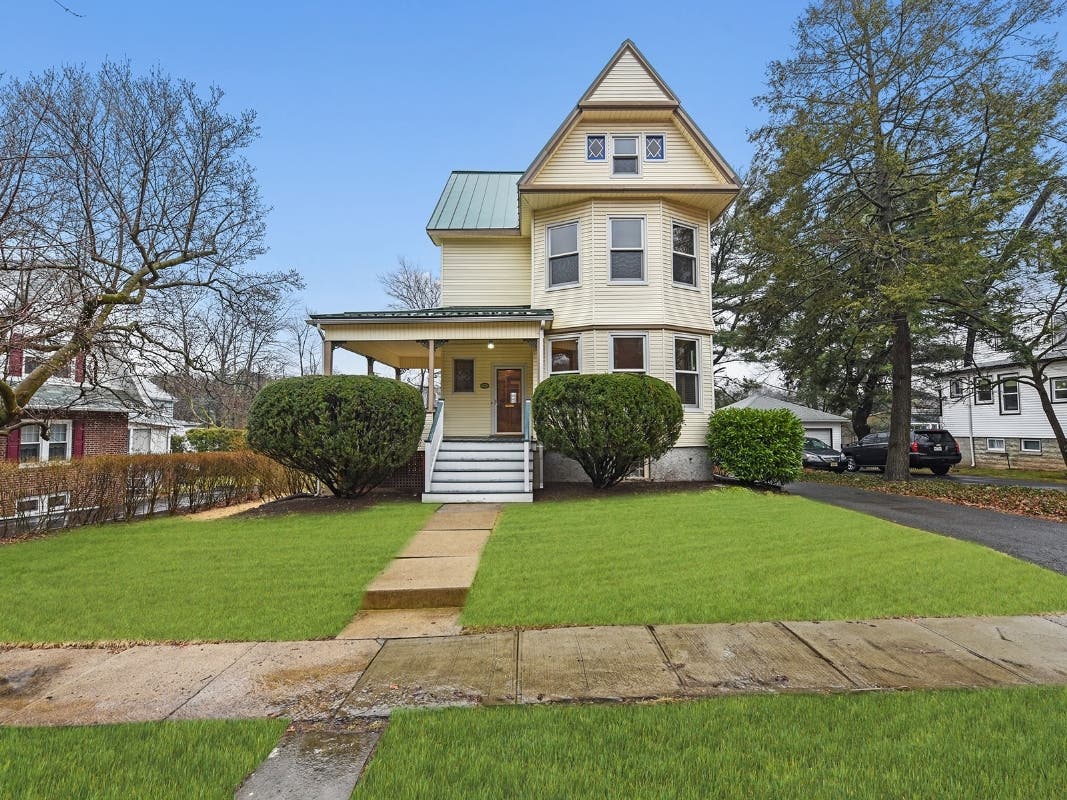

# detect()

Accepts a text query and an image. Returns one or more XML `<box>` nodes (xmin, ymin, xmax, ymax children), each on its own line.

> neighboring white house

<box><xmin>940</xmin><ymin>346</ymin><xmax>1066</xmax><ymax>470</ymax></box>
<box><xmin>720</xmin><ymin>394</ymin><xmax>849</xmax><ymax>451</ymax></box>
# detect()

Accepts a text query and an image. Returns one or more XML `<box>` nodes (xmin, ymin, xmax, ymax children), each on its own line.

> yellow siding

<box><xmin>440</xmin><ymin>238</ymin><xmax>531</xmax><ymax>306</ymax></box>
<box><xmin>531</xmin><ymin>120</ymin><xmax>725</xmax><ymax>187</ymax></box>
<box><xmin>530</xmin><ymin>202</ymin><xmax>597</xmax><ymax>328</ymax></box>
<box><xmin>438</xmin><ymin>341</ymin><xmax>536</xmax><ymax>437</ymax></box>
<box><xmin>585</xmin><ymin>50</ymin><xmax>673</xmax><ymax>103</ymax></box>
<box><xmin>661</xmin><ymin>200</ymin><xmax>713</xmax><ymax>330</ymax></box>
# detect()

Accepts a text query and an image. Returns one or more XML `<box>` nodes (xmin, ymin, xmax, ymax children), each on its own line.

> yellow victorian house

<box><xmin>312</xmin><ymin>41</ymin><xmax>740</xmax><ymax>502</ymax></box>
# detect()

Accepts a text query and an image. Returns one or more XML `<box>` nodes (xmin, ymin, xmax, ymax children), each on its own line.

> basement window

<box><xmin>986</xmin><ymin>438</ymin><xmax>1005</xmax><ymax>452</ymax></box>
<box><xmin>1021</xmin><ymin>439</ymin><xmax>1042</xmax><ymax>454</ymax></box>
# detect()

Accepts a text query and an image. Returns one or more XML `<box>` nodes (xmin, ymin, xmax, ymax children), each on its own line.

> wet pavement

<box><xmin>786</xmin><ymin>481</ymin><xmax>1067</xmax><ymax>574</ymax></box>
<box><xmin>4</xmin><ymin>614</ymin><xmax>1067</xmax><ymax>727</ymax></box>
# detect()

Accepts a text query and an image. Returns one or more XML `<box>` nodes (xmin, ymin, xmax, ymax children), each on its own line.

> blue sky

<box><xmin>7</xmin><ymin>1</ymin><xmax>806</xmax><ymax>323</ymax></box>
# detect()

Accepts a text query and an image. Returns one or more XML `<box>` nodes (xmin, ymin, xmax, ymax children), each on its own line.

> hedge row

<box><xmin>0</xmin><ymin>451</ymin><xmax>314</xmax><ymax>538</ymax></box>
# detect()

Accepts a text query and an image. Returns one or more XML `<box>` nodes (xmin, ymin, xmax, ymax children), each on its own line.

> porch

<box><xmin>309</xmin><ymin>307</ymin><xmax>553</xmax><ymax>502</ymax></box>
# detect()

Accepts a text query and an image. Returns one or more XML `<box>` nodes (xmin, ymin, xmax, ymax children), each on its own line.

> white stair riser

<box><xmin>422</xmin><ymin>492</ymin><xmax>533</xmax><ymax>503</ymax></box>
<box><xmin>439</xmin><ymin>441</ymin><xmax>526</xmax><ymax>452</ymax></box>
<box><xmin>436</xmin><ymin>461</ymin><xmax>527</xmax><ymax>471</ymax></box>
<box><xmin>430</xmin><ymin>481</ymin><xmax>527</xmax><ymax>493</ymax></box>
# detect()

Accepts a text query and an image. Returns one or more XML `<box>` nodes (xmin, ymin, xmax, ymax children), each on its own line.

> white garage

<box><xmin>719</xmin><ymin>394</ymin><xmax>849</xmax><ymax>451</ymax></box>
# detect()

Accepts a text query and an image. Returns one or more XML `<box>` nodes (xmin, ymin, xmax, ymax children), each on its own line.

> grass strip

<box><xmin>0</xmin><ymin>719</ymin><xmax>285</xmax><ymax>800</ymax></box>
<box><xmin>355</xmin><ymin>688</ymin><xmax>1067</xmax><ymax>799</ymax></box>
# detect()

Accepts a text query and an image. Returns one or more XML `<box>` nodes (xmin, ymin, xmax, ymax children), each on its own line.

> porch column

<box><xmin>535</xmin><ymin>325</ymin><xmax>545</xmax><ymax>391</ymax></box>
<box><xmin>367</xmin><ymin>356</ymin><xmax>376</xmax><ymax>375</ymax></box>
<box><xmin>427</xmin><ymin>338</ymin><xmax>435</xmax><ymax>411</ymax></box>
<box><xmin>322</xmin><ymin>340</ymin><xmax>333</xmax><ymax>376</ymax></box>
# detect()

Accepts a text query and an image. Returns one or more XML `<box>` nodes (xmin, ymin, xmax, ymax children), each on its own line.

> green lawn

<box><xmin>953</xmin><ymin>466</ymin><xmax>1067</xmax><ymax>482</ymax></box>
<box><xmin>0</xmin><ymin>719</ymin><xmax>285</xmax><ymax>800</ymax></box>
<box><xmin>0</xmin><ymin>503</ymin><xmax>432</xmax><ymax>643</ymax></box>
<box><xmin>462</xmin><ymin>488</ymin><xmax>1067</xmax><ymax>627</ymax></box>
<box><xmin>354</xmin><ymin>688</ymin><xmax>1067</xmax><ymax>799</ymax></box>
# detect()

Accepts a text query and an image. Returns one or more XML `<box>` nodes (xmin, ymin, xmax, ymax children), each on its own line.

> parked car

<box><xmin>842</xmin><ymin>429</ymin><xmax>962</xmax><ymax>475</ymax></box>
<box><xmin>802</xmin><ymin>437</ymin><xmax>846</xmax><ymax>472</ymax></box>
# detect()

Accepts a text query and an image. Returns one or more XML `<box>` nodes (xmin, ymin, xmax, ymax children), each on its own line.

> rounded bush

<box><xmin>186</xmin><ymin>427</ymin><xmax>247</xmax><ymax>452</ymax></box>
<box><xmin>532</xmin><ymin>374</ymin><xmax>683</xmax><ymax>489</ymax></box>
<box><xmin>706</xmin><ymin>407</ymin><xmax>805</xmax><ymax>486</ymax></box>
<box><xmin>247</xmin><ymin>375</ymin><xmax>425</xmax><ymax>497</ymax></box>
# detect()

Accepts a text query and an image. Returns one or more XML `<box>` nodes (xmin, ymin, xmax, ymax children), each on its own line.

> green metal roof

<box><xmin>426</xmin><ymin>171</ymin><xmax>522</xmax><ymax>231</ymax></box>
<box><xmin>311</xmin><ymin>306</ymin><xmax>552</xmax><ymax>322</ymax></box>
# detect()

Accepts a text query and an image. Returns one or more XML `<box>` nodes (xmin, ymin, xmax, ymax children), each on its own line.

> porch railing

<box><xmin>522</xmin><ymin>398</ymin><xmax>532</xmax><ymax>493</ymax></box>
<box><xmin>424</xmin><ymin>399</ymin><xmax>445</xmax><ymax>491</ymax></box>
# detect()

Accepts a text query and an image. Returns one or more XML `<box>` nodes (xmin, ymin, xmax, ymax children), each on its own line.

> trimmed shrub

<box><xmin>186</xmin><ymin>427</ymin><xmax>247</xmax><ymax>452</ymax></box>
<box><xmin>706</xmin><ymin>407</ymin><xmax>805</xmax><ymax>486</ymax></box>
<box><xmin>533</xmin><ymin>374</ymin><xmax>683</xmax><ymax>489</ymax></box>
<box><xmin>169</xmin><ymin>434</ymin><xmax>189</xmax><ymax>453</ymax></box>
<box><xmin>247</xmin><ymin>375</ymin><xmax>425</xmax><ymax>497</ymax></box>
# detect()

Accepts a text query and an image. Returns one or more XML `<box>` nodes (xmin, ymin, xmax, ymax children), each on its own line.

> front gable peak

<box><xmin>579</xmin><ymin>40</ymin><xmax>678</xmax><ymax>107</ymax></box>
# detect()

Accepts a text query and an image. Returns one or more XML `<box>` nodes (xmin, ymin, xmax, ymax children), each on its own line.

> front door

<box><xmin>495</xmin><ymin>368</ymin><xmax>523</xmax><ymax>434</ymax></box>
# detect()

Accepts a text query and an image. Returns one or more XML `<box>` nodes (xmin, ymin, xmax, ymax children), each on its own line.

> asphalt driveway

<box><xmin>786</xmin><ymin>481</ymin><xmax>1067</xmax><ymax>575</ymax></box>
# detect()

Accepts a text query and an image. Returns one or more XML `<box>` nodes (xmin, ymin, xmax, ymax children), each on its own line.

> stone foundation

<box><xmin>542</xmin><ymin>446</ymin><xmax>713</xmax><ymax>483</ymax></box>
<box><xmin>961</xmin><ymin>437</ymin><xmax>1065</xmax><ymax>471</ymax></box>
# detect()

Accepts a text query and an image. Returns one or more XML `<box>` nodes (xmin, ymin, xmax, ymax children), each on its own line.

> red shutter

<box><xmin>72</xmin><ymin>421</ymin><xmax>85</xmax><ymax>458</ymax></box>
<box><xmin>74</xmin><ymin>353</ymin><xmax>86</xmax><ymax>383</ymax></box>
<box><xmin>4</xmin><ymin>428</ymin><xmax>19</xmax><ymax>462</ymax></box>
<box><xmin>7</xmin><ymin>347</ymin><xmax>22</xmax><ymax>378</ymax></box>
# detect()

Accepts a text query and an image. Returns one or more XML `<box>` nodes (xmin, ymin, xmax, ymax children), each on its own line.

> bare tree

<box><xmin>0</xmin><ymin>61</ymin><xmax>296</xmax><ymax>441</ymax></box>
<box><xmin>377</xmin><ymin>256</ymin><xmax>440</xmax><ymax>388</ymax></box>
<box><xmin>286</xmin><ymin>307</ymin><xmax>321</xmax><ymax>377</ymax></box>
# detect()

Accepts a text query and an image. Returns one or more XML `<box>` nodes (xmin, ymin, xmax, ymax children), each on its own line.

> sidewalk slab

<box><xmin>918</xmin><ymin>616</ymin><xmax>1067</xmax><ymax>684</ymax></box>
<box><xmin>0</xmin><ymin>648</ymin><xmax>119</xmax><ymax>724</ymax></box>
<box><xmin>519</xmin><ymin>626</ymin><xmax>679</xmax><ymax>703</ymax></box>
<box><xmin>363</xmin><ymin>556</ymin><xmax>479</xmax><ymax>609</ymax></box>
<box><xmin>172</xmin><ymin>640</ymin><xmax>380</xmax><ymax>722</ymax></box>
<box><xmin>422</xmin><ymin>510</ymin><xmax>499</xmax><ymax>531</ymax></box>
<box><xmin>654</xmin><ymin>622</ymin><xmax>855</xmax><ymax>694</ymax></box>
<box><xmin>400</xmin><ymin>529</ymin><xmax>491</xmax><ymax>558</ymax></box>
<box><xmin>783</xmin><ymin>619</ymin><xmax>1026</xmax><ymax>690</ymax></box>
<box><xmin>1049</xmin><ymin>615</ymin><xmax>1067</xmax><ymax>630</ymax></box>
<box><xmin>7</xmin><ymin>643</ymin><xmax>254</xmax><ymax>726</ymax></box>
<box><xmin>338</xmin><ymin>632</ymin><xmax>516</xmax><ymax>716</ymax></box>
<box><xmin>337</xmin><ymin>608</ymin><xmax>462</xmax><ymax>640</ymax></box>
<box><xmin>235</xmin><ymin>721</ymin><xmax>386</xmax><ymax>800</ymax></box>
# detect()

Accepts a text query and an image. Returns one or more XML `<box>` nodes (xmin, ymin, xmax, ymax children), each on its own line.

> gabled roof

<box><xmin>579</xmin><ymin>40</ymin><xmax>678</xmax><ymax>106</ymax></box>
<box><xmin>721</xmin><ymin>394</ymin><xmax>849</xmax><ymax>423</ymax></box>
<box><xmin>519</xmin><ymin>40</ymin><xmax>740</xmax><ymax>189</ymax></box>
<box><xmin>426</xmin><ymin>171</ymin><xmax>522</xmax><ymax>234</ymax></box>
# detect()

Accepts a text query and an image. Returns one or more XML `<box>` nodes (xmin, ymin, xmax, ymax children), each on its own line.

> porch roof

<box><xmin>310</xmin><ymin>306</ymin><xmax>553</xmax><ymax>325</ymax></box>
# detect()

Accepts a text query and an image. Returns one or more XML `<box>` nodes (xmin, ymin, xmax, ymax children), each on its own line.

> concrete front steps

<box><xmin>423</xmin><ymin>439</ymin><xmax>534</xmax><ymax>503</ymax></box>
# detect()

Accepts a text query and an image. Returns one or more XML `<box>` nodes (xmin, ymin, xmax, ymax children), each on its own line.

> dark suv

<box><xmin>842</xmin><ymin>429</ymin><xmax>962</xmax><ymax>475</ymax></box>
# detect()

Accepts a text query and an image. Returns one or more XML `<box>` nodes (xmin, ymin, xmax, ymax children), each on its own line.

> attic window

<box><xmin>645</xmin><ymin>134</ymin><xmax>664</xmax><ymax>160</ymax></box>
<box><xmin>586</xmin><ymin>135</ymin><xmax>606</xmax><ymax>161</ymax></box>
<box><xmin>612</xmin><ymin>136</ymin><xmax>639</xmax><ymax>175</ymax></box>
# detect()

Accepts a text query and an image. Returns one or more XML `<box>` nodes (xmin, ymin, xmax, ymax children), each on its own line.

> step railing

<box><xmin>424</xmin><ymin>399</ymin><xmax>445</xmax><ymax>490</ymax></box>
<box><xmin>522</xmin><ymin>398</ymin><xmax>532</xmax><ymax>493</ymax></box>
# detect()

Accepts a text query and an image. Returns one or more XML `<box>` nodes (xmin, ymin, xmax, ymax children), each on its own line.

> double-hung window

<box><xmin>22</xmin><ymin>354</ymin><xmax>71</xmax><ymax>379</ymax></box>
<box><xmin>948</xmin><ymin>379</ymin><xmax>964</xmax><ymax>399</ymax></box>
<box><xmin>19</xmin><ymin>422</ymin><xmax>71</xmax><ymax>464</ymax></box>
<box><xmin>548</xmin><ymin>338</ymin><xmax>580</xmax><ymax>374</ymax></box>
<box><xmin>974</xmin><ymin>377</ymin><xmax>994</xmax><ymax>405</ymax></box>
<box><xmin>547</xmin><ymin>221</ymin><xmax>579</xmax><ymax>288</ymax></box>
<box><xmin>998</xmin><ymin>374</ymin><xmax>1020</xmax><ymax>414</ymax></box>
<box><xmin>612</xmin><ymin>136</ymin><xmax>639</xmax><ymax>175</ymax></box>
<box><xmin>674</xmin><ymin>337</ymin><xmax>700</xmax><ymax>408</ymax></box>
<box><xmin>609</xmin><ymin>218</ymin><xmax>645</xmax><ymax>282</ymax></box>
<box><xmin>611</xmin><ymin>334</ymin><xmax>647</xmax><ymax>373</ymax></box>
<box><xmin>672</xmin><ymin>222</ymin><xmax>697</xmax><ymax>286</ymax></box>
<box><xmin>1051</xmin><ymin>376</ymin><xmax>1067</xmax><ymax>403</ymax></box>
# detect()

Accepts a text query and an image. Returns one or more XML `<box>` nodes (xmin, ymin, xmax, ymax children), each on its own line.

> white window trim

<box><xmin>610</xmin><ymin>332</ymin><xmax>649</xmax><ymax>373</ymax></box>
<box><xmin>1020</xmin><ymin>439</ymin><xmax>1042</xmax><ymax>454</ymax></box>
<box><xmin>128</xmin><ymin>426</ymin><xmax>154</xmax><ymax>455</ymax></box>
<box><xmin>610</xmin><ymin>134</ymin><xmax>642</xmax><ymax>178</ymax></box>
<box><xmin>998</xmin><ymin>373</ymin><xmax>1021</xmax><ymax>415</ymax></box>
<box><xmin>1051</xmin><ymin>376</ymin><xmax>1067</xmax><ymax>403</ymax></box>
<box><xmin>19</xmin><ymin>420</ymin><xmax>73</xmax><ymax>464</ymax></box>
<box><xmin>546</xmin><ymin>335</ymin><xmax>582</xmax><ymax>375</ymax></box>
<box><xmin>671</xmin><ymin>219</ymin><xmax>699</xmax><ymax>289</ymax></box>
<box><xmin>20</xmin><ymin>352</ymin><xmax>74</xmax><ymax>383</ymax></box>
<box><xmin>986</xmin><ymin>438</ymin><xmax>1006</xmax><ymax>453</ymax></box>
<box><xmin>947</xmin><ymin>379</ymin><xmax>964</xmax><ymax>399</ymax></box>
<box><xmin>586</xmin><ymin>133</ymin><xmax>606</xmax><ymax>162</ymax></box>
<box><xmin>672</xmin><ymin>335</ymin><xmax>702</xmax><ymax>410</ymax></box>
<box><xmin>644</xmin><ymin>133</ymin><xmax>666</xmax><ymax>161</ymax></box>
<box><xmin>546</xmin><ymin>219</ymin><xmax>581</xmax><ymax>290</ymax></box>
<box><xmin>608</xmin><ymin>216</ymin><xmax>646</xmax><ymax>284</ymax></box>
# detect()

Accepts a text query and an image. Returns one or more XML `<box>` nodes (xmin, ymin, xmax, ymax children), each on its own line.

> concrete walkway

<box><xmin>336</xmin><ymin>504</ymin><xmax>501</xmax><ymax>639</ymax></box>
<box><xmin>3</xmin><ymin>615</ymin><xmax>1067</xmax><ymax>726</ymax></box>
<box><xmin>787</xmin><ymin>481</ymin><xmax>1067</xmax><ymax>575</ymax></box>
